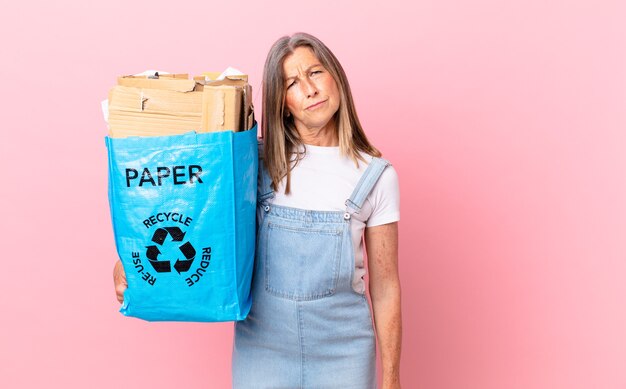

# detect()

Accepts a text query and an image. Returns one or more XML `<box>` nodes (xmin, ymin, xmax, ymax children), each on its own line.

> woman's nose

<box><xmin>301</xmin><ymin>78</ymin><xmax>318</xmax><ymax>97</ymax></box>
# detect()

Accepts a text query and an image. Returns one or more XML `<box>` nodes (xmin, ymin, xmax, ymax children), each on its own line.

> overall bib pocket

<box><xmin>264</xmin><ymin>222</ymin><xmax>342</xmax><ymax>301</ymax></box>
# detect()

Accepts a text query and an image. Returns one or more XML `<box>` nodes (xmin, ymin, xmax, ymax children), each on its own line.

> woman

<box><xmin>114</xmin><ymin>32</ymin><xmax>402</xmax><ymax>388</ymax></box>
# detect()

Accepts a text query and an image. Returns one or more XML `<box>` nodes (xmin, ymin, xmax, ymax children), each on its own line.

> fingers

<box><xmin>114</xmin><ymin>260</ymin><xmax>127</xmax><ymax>282</ymax></box>
<box><xmin>113</xmin><ymin>260</ymin><xmax>128</xmax><ymax>304</ymax></box>
<box><xmin>115</xmin><ymin>284</ymin><xmax>126</xmax><ymax>304</ymax></box>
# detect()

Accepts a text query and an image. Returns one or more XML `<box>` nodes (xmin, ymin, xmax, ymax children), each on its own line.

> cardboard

<box><xmin>117</xmin><ymin>76</ymin><xmax>197</xmax><ymax>92</ymax></box>
<box><xmin>108</xmin><ymin>72</ymin><xmax>254</xmax><ymax>138</ymax></box>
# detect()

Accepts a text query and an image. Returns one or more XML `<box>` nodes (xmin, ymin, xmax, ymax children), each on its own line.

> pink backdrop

<box><xmin>1</xmin><ymin>0</ymin><xmax>625</xmax><ymax>388</ymax></box>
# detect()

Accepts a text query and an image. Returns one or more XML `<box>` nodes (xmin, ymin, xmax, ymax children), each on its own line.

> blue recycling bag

<box><xmin>105</xmin><ymin>125</ymin><xmax>258</xmax><ymax>322</ymax></box>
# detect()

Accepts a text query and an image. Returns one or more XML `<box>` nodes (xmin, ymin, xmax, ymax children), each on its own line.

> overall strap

<box><xmin>345</xmin><ymin>157</ymin><xmax>390</xmax><ymax>216</ymax></box>
<box><xmin>258</xmin><ymin>158</ymin><xmax>275</xmax><ymax>205</ymax></box>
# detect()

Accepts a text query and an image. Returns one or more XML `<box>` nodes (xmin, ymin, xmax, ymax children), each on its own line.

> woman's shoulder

<box><xmin>364</xmin><ymin>155</ymin><xmax>400</xmax><ymax>226</ymax></box>
<box><xmin>357</xmin><ymin>151</ymin><xmax>396</xmax><ymax>173</ymax></box>
<box><xmin>355</xmin><ymin>150</ymin><xmax>399</xmax><ymax>196</ymax></box>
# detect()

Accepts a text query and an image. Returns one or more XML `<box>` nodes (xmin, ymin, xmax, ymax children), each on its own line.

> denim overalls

<box><xmin>232</xmin><ymin>156</ymin><xmax>390</xmax><ymax>389</ymax></box>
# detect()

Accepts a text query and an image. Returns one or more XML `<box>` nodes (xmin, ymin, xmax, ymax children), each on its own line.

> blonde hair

<box><xmin>262</xmin><ymin>32</ymin><xmax>381</xmax><ymax>194</ymax></box>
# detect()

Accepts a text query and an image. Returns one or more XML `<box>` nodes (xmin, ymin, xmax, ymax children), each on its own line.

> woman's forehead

<box><xmin>283</xmin><ymin>47</ymin><xmax>322</xmax><ymax>78</ymax></box>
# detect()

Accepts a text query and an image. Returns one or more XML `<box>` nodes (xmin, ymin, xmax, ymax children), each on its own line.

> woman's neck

<box><xmin>296</xmin><ymin>120</ymin><xmax>339</xmax><ymax>146</ymax></box>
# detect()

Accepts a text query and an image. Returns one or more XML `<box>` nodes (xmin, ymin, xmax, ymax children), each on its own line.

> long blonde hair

<box><xmin>262</xmin><ymin>32</ymin><xmax>381</xmax><ymax>194</ymax></box>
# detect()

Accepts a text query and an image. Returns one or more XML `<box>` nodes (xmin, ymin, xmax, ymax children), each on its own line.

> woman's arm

<box><xmin>113</xmin><ymin>259</ymin><xmax>127</xmax><ymax>304</ymax></box>
<box><xmin>365</xmin><ymin>221</ymin><xmax>402</xmax><ymax>389</ymax></box>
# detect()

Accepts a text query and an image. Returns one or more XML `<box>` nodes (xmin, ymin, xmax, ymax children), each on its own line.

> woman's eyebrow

<box><xmin>285</xmin><ymin>64</ymin><xmax>323</xmax><ymax>81</ymax></box>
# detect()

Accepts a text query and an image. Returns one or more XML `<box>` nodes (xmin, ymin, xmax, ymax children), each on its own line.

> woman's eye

<box><xmin>311</xmin><ymin>70</ymin><xmax>322</xmax><ymax>76</ymax></box>
<box><xmin>287</xmin><ymin>80</ymin><xmax>296</xmax><ymax>89</ymax></box>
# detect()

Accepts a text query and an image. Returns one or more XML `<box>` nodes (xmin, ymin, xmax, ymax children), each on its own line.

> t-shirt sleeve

<box><xmin>365</xmin><ymin>164</ymin><xmax>400</xmax><ymax>227</ymax></box>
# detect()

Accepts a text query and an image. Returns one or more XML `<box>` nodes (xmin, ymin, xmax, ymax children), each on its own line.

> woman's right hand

<box><xmin>113</xmin><ymin>260</ymin><xmax>127</xmax><ymax>304</ymax></box>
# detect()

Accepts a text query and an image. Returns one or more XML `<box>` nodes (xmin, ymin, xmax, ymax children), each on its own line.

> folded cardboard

<box><xmin>107</xmin><ymin>72</ymin><xmax>254</xmax><ymax>138</ymax></box>
<box><xmin>116</xmin><ymin>76</ymin><xmax>196</xmax><ymax>92</ymax></box>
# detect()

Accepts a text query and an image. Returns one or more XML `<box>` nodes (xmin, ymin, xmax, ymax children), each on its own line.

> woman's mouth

<box><xmin>306</xmin><ymin>99</ymin><xmax>328</xmax><ymax>110</ymax></box>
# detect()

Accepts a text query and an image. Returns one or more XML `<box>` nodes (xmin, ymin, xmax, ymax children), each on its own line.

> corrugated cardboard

<box><xmin>108</xmin><ymin>73</ymin><xmax>254</xmax><ymax>138</ymax></box>
<box><xmin>117</xmin><ymin>76</ymin><xmax>197</xmax><ymax>92</ymax></box>
<box><xmin>107</xmin><ymin>86</ymin><xmax>202</xmax><ymax>137</ymax></box>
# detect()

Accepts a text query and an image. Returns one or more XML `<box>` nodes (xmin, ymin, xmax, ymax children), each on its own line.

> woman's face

<box><xmin>283</xmin><ymin>46</ymin><xmax>340</xmax><ymax>133</ymax></box>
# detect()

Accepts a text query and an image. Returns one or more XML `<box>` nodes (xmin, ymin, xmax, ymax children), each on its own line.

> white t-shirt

<box><xmin>271</xmin><ymin>144</ymin><xmax>400</xmax><ymax>293</ymax></box>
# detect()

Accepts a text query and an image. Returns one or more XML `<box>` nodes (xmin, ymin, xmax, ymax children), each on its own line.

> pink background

<box><xmin>1</xmin><ymin>0</ymin><xmax>625</xmax><ymax>388</ymax></box>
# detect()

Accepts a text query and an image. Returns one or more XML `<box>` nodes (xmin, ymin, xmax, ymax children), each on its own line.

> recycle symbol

<box><xmin>145</xmin><ymin>227</ymin><xmax>196</xmax><ymax>274</ymax></box>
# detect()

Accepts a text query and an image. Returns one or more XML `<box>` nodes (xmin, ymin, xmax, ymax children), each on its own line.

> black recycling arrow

<box><xmin>173</xmin><ymin>242</ymin><xmax>196</xmax><ymax>274</ymax></box>
<box><xmin>151</xmin><ymin>228</ymin><xmax>169</xmax><ymax>245</ymax></box>
<box><xmin>145</xmin><ymin>245</ymin><xmax>171</xmax><ymax>273</ymax></box>
<box><xmin>179</xmin><ymin>241</ymin><xmax>196</xmax><ymax>259</ymax></box>
<box><xmin>151</xmin><ymin>227</ymin><xmax>186</xmax><ymax>245</ymax></box>
<box><xmin>146</xmin><ymin>245</ymin><xmax>160</xmax><ymax>260</ymax></box>
<box><xmin>164</xmin><ymin>227</ymin><xmax>186</xmax><ymax>242</ymax></box>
